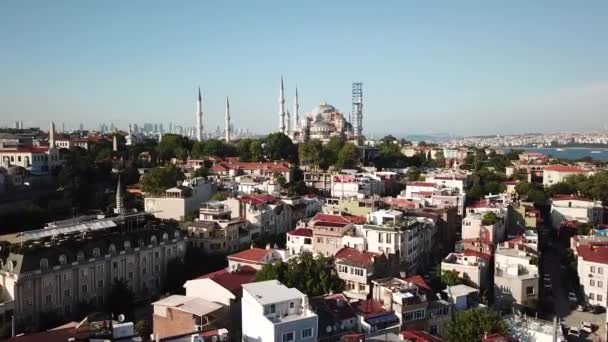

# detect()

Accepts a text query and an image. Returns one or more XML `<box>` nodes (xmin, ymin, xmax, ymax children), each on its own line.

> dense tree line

<box><xmin>444</xmin><ymin>308</ymin><xmax>506</xmax><ymax>342</ymax></box>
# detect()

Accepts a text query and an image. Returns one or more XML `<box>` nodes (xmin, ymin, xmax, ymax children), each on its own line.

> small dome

<box><xmin>312</xmin><ymin>102</ymin><xmax>337</xmax><ymax>115</ymax></box>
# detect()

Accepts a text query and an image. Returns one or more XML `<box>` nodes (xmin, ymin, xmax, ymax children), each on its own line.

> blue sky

<box><xmin>1</xmin><ymin>1</ymin><xmax>607</xmax><ymax>136</ymax></box>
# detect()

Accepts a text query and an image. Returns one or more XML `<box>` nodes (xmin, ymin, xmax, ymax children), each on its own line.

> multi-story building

<box><xmin>542</xmin><ymin>164</ymin><xmax>592</xmax><ymax>186</ymax></box>
<box><xmin>402</xmin><ymin>182</ymin><xmax>436</xmax><ymax>200</ymax></box>
<box><xmin>461</xmin><ymin>212</ymin><xmax>505</xmax><ymax>244</ymax></box>
<box><xmin>550</xmin><ymin>194</ymin><xmax>604</xmax><ymax>228</ymax></box>
<box><xmin>183</xmin><ymin>202</ymin><xmax>250</xmax><ymax>253</ymax></box>
<box><xmin>324</xmin><ymin>196</ymin><xmax>385</xmax><ymax>216</ymax></box>
<box><xmin>303</xmin><ymin>170</ymin><xmax>332</xmax><ymax>196</ymax></box>
<box><xmin>0</xmin><ymin>146</ymin><xmax>62</xmax><ymax>174</ymax></box>
<box><xmin>286</xmin><ymin>228</ymin><xmax>313</xmax><ymax>257</ymax></box>
<box><xmin>494</xmin><ymin>245</ymin><xmax>539</xmax><ymax>310</ymax></box>
<box><xmin>209</xmin><ymin>159</ymin><xmax>294</xmax><ymax>183</ymax></box>
<box><xmin>334</xmin><ymin>247</ymin><xmax>394</xmax><ymax>300</ymax></box>
<box><xmin>227</xmin><ymin>246</ymin><xmax>285</xmax><ymax>271</ymax></box>
<box><xmin>330</xmin><ymin>174</ymin><xmax>384</xmax><ymax>198</ymax></box>
<box><xmin>152</xmin><ymin>295</ymin><xmax>228</xmax><ymax>339</ymax></box>
<box><xmin>441</xmin><ymin>250</ymin><xmax>491</xmax><ymax>290</ymax></box>
<box><xmin>222</xmin><ymin>194</ymin><xmax>299</xmax><ymax>238</ymax></box>
<box><xmin>576</xmin><ymin>243</ymin><xmax>608</xmax><ymax>309</ymax></box>
<box><xmin>0</xmin><ymin>218</ymin><xmax>186</xmax><ymax>326</ymax></box>
<box><xmin>144</xmin><ymin>176</ymin><xmax>216</xmax><ymax>220</ymax></box>
<box><xmin>309</xmin><ymin>213</ymin><xmax>357</xmax><ymax>257</ymax></box>
<box><xmin>241</xmin><ymin>280</ymin><xmax>318</xmax><ymax>342</ymax></box>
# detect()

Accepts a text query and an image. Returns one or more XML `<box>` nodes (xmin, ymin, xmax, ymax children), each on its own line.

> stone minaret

<box><xmin>294</xmin><ymin>87</ymin><xmax>300</xmax><ymax>130</ymax></box>
<box><xmin>49</xmin><ymin>122</ymin><xmax>56</xmax><ymax>148</ymax></box>
<box><xmin>225</xmin><ymin>96</ymin><xmax>231</xmax><ymax>143</ymax></box>
<box><xmin>286</xmin><ymin>110</ymin><xmax>291</xmax><ymax>135</ymax></box>
<box><xmin>279</xmin><ymin>76</ymin><xmax>286</xmax><ymax>134</ymax></box>
<box><xmin>112</xmin><ymin>135</ymin><xmax>118</xmax><ymax>152</ymax></box>
<box><xmin>196</xmin><ymin>87</ymin><xmax>203</xmax><ymax>142</ymax></box>
<box><xmin>114</xmin><ymin>176</ymin><xmax>125</xmax><ymax>215</ymax></box>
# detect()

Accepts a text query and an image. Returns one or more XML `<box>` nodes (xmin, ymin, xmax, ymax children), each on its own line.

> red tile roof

<box><xmin>312</xmin><ymin>213</ymin><xmax>351</xmax><ymax>225</ymax></box>
<box><xmin>577</xmin><ymin>244</ymin><xmax>608</xmax><ymax>264</ymax></box>
<box><xmin>401</xmin><ymin>329</ymin><xmax>446</xmax><ymax>342</ymax></box>
<box><xmin>309</xmin><ymin>293</ymin><xmax>357</xmax><ymax>321</ymax></box>
<box><xmin>352</xmin><ymin>299</ymin><xmax>388</xmax><ymax>317</ymax></box>
<box><xmin>404</xmin><ymin>275</ymin><xmax>432</xmax><ymax>292</ymax></box>
<box><xmin>343</xmin><ymin>214</ymin><xmax>367</xmax><ymax>225</ymax></box>
<box><xmin>0</xmin><ymin>146</ymin><xmax>49</xmax><ymax>153</ymax></box>
<box><xmin>6</xmin><ymin>327</ymin><xmax>76</xmax><ymax>342</ymax></box>
<box><xmin>227</xmin><ymin>248</ymin><xmax>269</xmax><ymax>264</ymax></box>
<box><xmin>240</xmin><ymin>194</ymin><xmax>277</xmax><ymax>205</ymax></box>
<box><xmin>335</xmin><ymin>247</ymin><xmax>378</xmax><ymax>267</ymax></box>
<box><xmin>211</xmin><ymin>160</ymin><xmax>291</xmax><ymax>173</ymax></box>
<box><xmin>384</xmin><ymin>197</ymin><xmax>418</xmax><ymax>209</ymax></box>
<box><xmin>407</xmin><ymin>181</ymin><xmax>436</xmax><ymax>187</ymax></box>
<box><xmin>287</xmin><ymin>228</ymin><xmax>313</xmax><ymax>237</ymax></box>
<box><xmin>544</xmin><ymin>165</ymin><xmax>589</xmax><ymax>173</ymax></box>
<box><xmin>552</xmin><ymin>194</ymin><xmax>594</xmax><ymax>202</ymax></box>
<box><xmin>462</xmin><ymin>249</ymin><xmax>492</xmax><ymax>260</ymax></box>
<box><xmin>196</xmin><ymin>265</ymin><xmax>257</xmax><ymax>296</ymax></box>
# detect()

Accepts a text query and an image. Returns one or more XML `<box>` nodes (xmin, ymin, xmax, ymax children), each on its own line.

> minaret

<box><xmin>294</xmin><ymin>87</ymin><xmax>300</xmax><ymax>130</ymax></box>
<box><xmin>279</xmin><ymin>76</ymin><xmax>286</xmax><ymax>134</ymax></box>
<box><xmin>114</xmin><ymin>176</ymin><xmax>125</xmax><ymax>215</ymax></box>
<box><xmin>196</xmin><ymin>87</ymin><xmax>203</xmax><ymax>142</ymax></box>
<box><xmin>49</xmin><ymin>122</ymin><xmax>55</xmax><ymax>148</ymax></box>
<box><xmin>286</xmin><ymin>110</ymin><xmax>291</xmax><ymax>135</ymax></box>
<box><xmin>225</xmin><ymin>96</ymin><xmax>231</xmax><ymax>143</ymax></box>
<box><xmin>112</xmin><ymin>135</ymin><xmax>118</xmax><ymax>152</ymax></box>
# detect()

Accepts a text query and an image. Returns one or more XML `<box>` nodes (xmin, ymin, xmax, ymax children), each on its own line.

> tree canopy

<box><xmin>140</xmin><ymin>166</ymin><xmax>184</xmax><ymax>195</ymax></box>
<box><xmin>444</xmin><ymin>308</ymin><xmax>507</xmax><ymax>342</ymax></box>
<box><xmin>255</xmin><ymin>252</ymin><xmax>343</xmax><ymax>297</ymax></box>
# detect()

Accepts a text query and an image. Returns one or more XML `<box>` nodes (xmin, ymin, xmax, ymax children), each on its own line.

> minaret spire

<box><xmin>279</xmin><ymin>75</ymin><xmax>286</xmax><ymax>134</ymax></box>
<box><xmin>286</xmin><ymin>110</ymin><xmax>291</xmax><ymax>136</ymax></box>
<box><xmin>115</xmin><ymin>175</ymin><xmax>125</xmax><ymax>215</ymax></box>
<box><xmin>225</xmin><ymin>96</ymin><xmax>231</xmax><ymax>143</ymax></box>
<box><xmin>49</xmin><ymin>122</ymin><xmax>56</xmax><ymax>148</ymax></box>
<box><xmin>294</xmin><ymin>86</ymin><xmax>300</xmax><ymax>130</ymax></box>
<box><xmin>196</xmin><ymin>87</ymin><xmax>203</xmax><ymax>142</ymax></box>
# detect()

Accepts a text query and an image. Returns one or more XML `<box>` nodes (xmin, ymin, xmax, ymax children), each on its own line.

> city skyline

<box><xmin>2</xmin><ymin>1</ymin><xmax>608</xmax><ymax>136</ymax></box>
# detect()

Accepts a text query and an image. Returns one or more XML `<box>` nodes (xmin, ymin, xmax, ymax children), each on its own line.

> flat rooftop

<box><xmin>242</xmin><ymin>280</ymin><xmax>304</xmax><ymax>305</ymax></box>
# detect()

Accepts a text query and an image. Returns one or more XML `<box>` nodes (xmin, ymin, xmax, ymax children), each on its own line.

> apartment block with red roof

<box><xmin>335</xmin><ymin>247</ymin><xmax>396</xmax><ymax>300</ymax></box>
<box><xmin>576</xmin><ymin>243</ymin><xmax>608</xmax><ymax>308</ymax></box>
<box><xmin>550</xmin><ymin>194</ymin><xmax>604</xmax><ymax>228</ymax></box>
<box><xmin>309</xmin><ymin>213</ymin><xmax>357</xmax><ymax>257</ymax></box>
<box><xmin>227</xmin><ymin>246</ymin><xmax>285</xmax><ymax>271</ymax></box>
<box><xmin>542</xmin><ymin>164</ymin><xmax>592</xmax><ymax>186</ymax></box>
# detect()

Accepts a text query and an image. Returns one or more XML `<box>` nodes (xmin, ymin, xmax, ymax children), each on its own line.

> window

<box><xmin>64</xmin><ymin>289</ymin><xmax>70</xmax><ymax>297</ymax></box>
<box><xmin>82</xmin><ymin>285</ymin><xmax>88</xmax><ymax>293</ymax></box>
<box><xmin>93</xmin><ymin>248</ymin><xmax>101</xmax><ymax>257</ymax></box>
<box><xmin>40</xmin><ymin>258</ymin><xmax>49</xmax><ymax>271</ymax></box>
<box><xmin>599</xmin><ymin>267</ymin><xmax>604</xmax><ymax>274</ymax></box>
<box><xmin>155</xmin><ymin>251</ymin><xmax>160</xmax><ymax>259</ymax></box>
<box><xmin>599</xmin><ymin>281</ymin><xmax>603</xmax><ymax>288</ymax></box>
<box><xmin>590</xmin><ymin>279</ymin><xmax>596</xmax><ymax>286</ymax></box>
<box><xmin>282</xmin><ymin>332</ymin><xmax>295</xmax><ymax>342</ymax></box>
<box><xmin>59</xmin><ymin>254</ymin><xmax>67</xmax><ymax>265</ymax></box>
<box><xmin>98</xmin><ymin>280</ymin><xmax>103</xmax><ymax>288</ymax></box>
<box><xmin>590</xmin><ymin>293</ymin><xmax>595</xmax><ymax>300</ymax></box>
<box><xmin>598</xmin><ymin>294</ymin><xmax>603</xmax><ymax>302</ymax></box>
<box><xmin>591</xmin><ymin>266</ymin><xmax>596</xmax><ymax>273</ymax></box>
<box><xmin>386</xmin><ymin>234</ymin><xmax>392</xmax><ymax>244</ymax></box>
<box><xmin>526</xmin><ymin>286</ymin><xmax>535</xmax><ymax>296</ymax></box>
<box><xmin>151</xmin><ymin>236</ymin><xmax>157</xmax><ymax>245</ymax></box>
<box><xmin>142</xmin><ymin>268</ymin><xmax>147</xmax><ymax>275</ymax></box>
<box><xmin>45</xmin><ymin>294</ymin><xmax>51</xmax><ymax>305</ymax></box>
<box><xmin>128</xmin><ymin>272</ymin><xmax>133</xmax><ymax>279</ymax></box>
<box><xmin>77</xmin><ymin>251</ymin><xmax>84</xmax><ymax>261</ymax></box>
<box><xmin>113</xmin><ymin>261</ymin><xmax>118</xmax><ymax>269</ymax></box>
<box><xmin>124</xmin><ymin>241</ymin><xmax>131</xmax><ymax>250</ymax></box>
<box><xmin>301</xmin><ymin>327</ymin><xmax>313</xmax><ymax>339</ymax></box>
<box><xmin>270</xmin><ymin>304</ymin><xmax>276</xmax><ymax>314</ymax></box>
<box><xmin>289</xmin><ymin>302</ymin><xmax>295</xmax><ymax>309</ymax></box>
<box><xmin>378</xmin><ymin>233</ymin><xmax>383</xmax><ymax>243</ymax></box>
<box><xmin>109</xmin><ymin>244</ymin><xmax>116</xmax><ymax>254</ymax></box>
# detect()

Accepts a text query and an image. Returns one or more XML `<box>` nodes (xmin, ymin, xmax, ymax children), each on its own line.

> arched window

<box><xmin>93</xmin><ymin>247</ymin><xmax>101</xmax><ymax>257</ymax></box>
<box><xmin>174</xmin><ymin>231</ymin><xmax>180</xmax><ymax>239</ymax></box>
<box><xmin>138</xmin><ymin>238</ymin><xmax>144</xmax><ymax>247</ymax></box>
<box><xmin>150</xmin><ymin>236</ymin><xmax>157</xmax><ymax>245</ymax></box>
<box><xmin>162</xmin><ymin>233</ymin><xmax>169</xmax><ymax>242</ymax></box>
<box><xmin>59</xmin><ymin>254</ymin><xmax>67</xmax><ymax>265</ymax></box>
<box><xmin>124</xmin><ymin>241</ymin><xmax>131</xmax><ymax>250</ymax></box>
<box><xmin>40</xmin><ymin>258</ymin><xmax>49</xmax><ymax>271</ymax></box>
<box><xmin>77</xmin><ymin>251</ymin><xmax>84</xmax><ymax>261</ymax></box>
<box><xmin>109</xmin><ymin>244</ymin><xmax>116</xmax><ymax>254</ymax></box>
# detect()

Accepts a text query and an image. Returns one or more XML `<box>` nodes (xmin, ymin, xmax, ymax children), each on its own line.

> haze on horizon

<box><xmin>1</xmin><ymin>1</ymin><xmax>607</xmax><ymax>137</ymax></box>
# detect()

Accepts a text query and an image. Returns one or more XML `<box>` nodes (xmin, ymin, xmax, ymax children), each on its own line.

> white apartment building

<box><xmin>461</xmin><ymin>212</ymin><xmax>505</xmax><ymax>244</ymax></box>
<box><xmin>542</xmin><ymin>165</ymin><xmax>591</xmax><ymax>186</ymax></box>
<box><xmin>242</xmin><ymin>280</ymin><xmax>318</xmax><ymax>342</ymax></box>
<box><xmin>144</xmin><ymin>177</ymin><xmax>216</xmax><ymax>220</ymax></box>
<box><xmin>550</xmin><ymin>195</ymin><xmax>604</xmax><ymax>228</ymax></box>
<box><xmin>441</xmin><ymin>250</ymin><xmax>491</xmax><ymax>290</ymax></box>
<box><xmin>402</xmin><ymin>182</ymin><xmax>436</xmax><ymax>200</ymax></box>
<box><xmin>286</xmin><ymin>228</ymin><xmax>313</xmax><ymax>257</ymax></box>
<box><xmin>494</xmin><ymin>246</ymin><xmax>539</xmax><ymax>309</ymax></box>
<box><xmin>0</xmin><ymin>146</ymin><xmax>62</xmax><ymax>174</ymax></box>
<box><xmin>576</xmin><ymin>244</ymin><xmax>608</xmax><ymax>308</ymax></box>
<box><xmin>330</xmin><ymin>174</ymin><xmax>384</xmax><ymax>198</ymax></box>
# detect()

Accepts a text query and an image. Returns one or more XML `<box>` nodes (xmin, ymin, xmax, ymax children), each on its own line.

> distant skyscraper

<box><xmin>153</xmin><ymin>123</ymin><xmax>158</xmax><ymax>133</ymax></box>
<box><xmin>168</xmin><ymin>122</ymin><xmax>173</xmax><ymax>134</ymax></box>
<box><xmin>225</xmin><ymin>96</ymin><xmax>231</xmax><ymax>143</ymax></box>
<box><xmin>79</xmin><ymin>123</ymin><xmax>84</xmax><ymax>131</ymax></box>
<box><xmin>278</xmin><ymin>76</ymin><xmax>286</xmax><ymax>134</ymax></box>
<box><xmin>159</xmin><ymin>123</ymin><xmax>164</xmax><ymax>134</ymax></box>
<box><xmin>196</xmin><ymin>87</ymin><xmax>203</xmax><ymax>142</ymax></box>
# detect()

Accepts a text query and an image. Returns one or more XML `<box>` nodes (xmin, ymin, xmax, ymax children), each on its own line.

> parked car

<box><xmin>568</xmin><ymin>327</ymin><xmax>581</xmax><ymax>338</ymax></box>
<box><xmin>590</xmin><ymin>305</ymin><xmax>606</xmax><ymax>314</ymax></box>
<box><xmin>580</xmin><ymin>321</ymin><xmax>595</xmax><ymax>333</ymax></box>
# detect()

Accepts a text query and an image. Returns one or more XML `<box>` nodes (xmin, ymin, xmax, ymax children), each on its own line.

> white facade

<box><xmin>144</xmin><ymin>177</ymin><xmax>216</xmax><ymax>220</ymax></box>
<box><xmin>242</xmin><ymin>280</ymin><xmax>318</xmax><ymax>342</ymax></box>
<box><xmin>0</xmin><ymin>147</ymin><xmax>62</xmax><ymax>174</ymax></box>
<box><xmin>494</xmin><ymin>247</ymin><xmax>539</xmax><ymax>308</ymax></box>
<box><xmin>286</xmin><ymin>230</ymin><xmax>313</xmax><ymax>257</ymax></box>
<box><xmin>441</xmin><ymin>252</ymin><xmax>490</xmax><ymax>289</ymax></box>
<box><xmin>184</xmin><ymin>278</ymin><xmax>236</xmax><ymax>307</ymax></box>
<box><xmin>543</xmin><ymin>167</ymin><xmax>591</xmax><ymax>186</ymax></box>
<box><xmin>576</xmin><ymin>250</ymin><xmax>608</xmax><ymax>308</ymax></box>
<box><xmin>550</xmin><ymin>197</ymin><xmax>604</xmax><ymax>228</ymax></box>
<box><xmin>461</xmin><ymin>213</ymin><xmax>505</xmax><ymax>244</ymax></box>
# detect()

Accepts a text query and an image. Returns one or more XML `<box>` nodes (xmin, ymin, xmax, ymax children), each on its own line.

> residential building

<box><xmin>209</xmin><ymin>159</ymin><xmax>293</xmax><ymax>183</ymax></box>
<box><xmin>152</xmin><ymin>295</ymin><xmax>228</xmax><ymax>339</ymax></box>
<box><xmin>310</xmin><ymin>213</ymin><xmax>357</xmax><ymax>257</ymax></box>
<box><xmin>494</xmin><ymin>245</ymin><xmax>539</xmax><ymax>310</ymax></box>
<box><xmin>303</xmin><ymin>170</ymin><xmax>332</xmax><ymax>195</ymax></box>
<box><xmin>0</xmin><ymin>218</ymin><xmax>186</xmax><ymax>326</ymax></box>
<box><xmin>222</xmin><ymin>194</ymin><xmax>296</xmax><ymax>238</ymax></box>
<box><xmin>371</xmin><ymin>277</ymin><xmax>431</xmax><ymax>330</ymax></box>
<box><xmin>443</xmin><ymin>284</ymin><xmax>479</xmax><ymax>311</ymax></box>
<box><xmin>576</xmin><ymin>243</ymin><xmax>608</xmax><ymax>308</ymax></box>
<box><xmin>309</xmin><ymin>293</ymin><xmax>359</xmax><ymax>341</ymax></box>
<box><xmin>0</xmin><ymin>145</ymin><xmax>62</xmax><ymax>174</ymax></box>
<box><xmin>334</xmin><ymin>247</ymin><xmax>395</xmax><ymax>300</ymax></box>
<box><xmin>402</xmin><ymin>182</ymin><xmax>436</xmax><ymax>200</ymax></box>
<box><xmin>441</xmin><ymin>250</ymin><xmax>491</xmax><ymax>290</ymax></box>
<box><xmin>286</xmin><ymin>228</ymin><xmax>313</xmax><ymax>257</ymax></box>
<box><xmin>503</xmin><ymin>315</ymin><xmax>565</xmax><ymax>342</ymax></box>
<box><xmin>542</xmin><ymin>164</ymin><xmax>592</xmax><ymax>186</ymax></box>
<box><xmin>350</xmin><ymin>299</ymin><xmax>400</xmax><ymax>336</ymax></box>
<box><xmin>241</xmin><ymin>280</ymin><xmax>318</xmax><ymax>342</ymax></box>
<box><xmin>461</xmin><ymin>212</ymin><xmax>505</xmax><ymax>244</ymax></box>
<box><xmin>227</xmin><ymin>246</ymin><xmax>285</xmax><ymax>271</ymax></box>
<box><xmin>184</xmin><ymin>265</ymin><xmax>257</xmax><ymax>306</ymax></box>
<box><xmin>330</xmin><ymin>174</ymin><xmax>384</xmax><ymax>198</ymax></box>
<box><xmin>144</xmin><ymin>176</ymin><xmax>216</xmax><ymax>220</ymax></box>
<box><xmin>550</xmin><ymin>194</ymin><xmax>604</xmax><ymax>228</ymax></box>
<box><xmin>324</xmin><ymin>196</ymin><xmax>385</xmax><ymax>216</ymax></box>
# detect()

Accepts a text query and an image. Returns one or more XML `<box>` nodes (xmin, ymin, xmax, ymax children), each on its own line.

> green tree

<box><xmin>121</xmin><ymin>164</ymin><xmax>141</xmax><ymax>185</ymax></box>
<box><xmin>237</xmin><ymin>139</ymin><xmax>255</xmax><ymax>161</ymax></box>
<box><xmin>193</xmin><ymin>167</ymin><xmax>209</xmax><ymax>178</ymax></box>
<box><xmin>249</xmin><ymin>140</ymin><xmax>264</xmax><ymax>161</ymax></box>
<box><xmin>444</xmin><ymin>308</ymin><xmax>506</xmax><ymax>342</ymax></box>
<box><xmin>157</xmin><ymin>134</ymin><xmax>190</xmax><ymax>161</ymax></box>
<box><xmin>211</xmin><ymin>192</ymin><xmax>229</xmax><ymax>201</ymax></box>
<box><xmin>255</xmin><ymin>252</ymin><xmax>343</xmax><ymax>297</ymax></box>
<box><xmin>140</xmin><ymin>166</ymin><xmax>184</xmax><ymax>195</ymax></box>
<box><xmin>481</xmin><ymin>212</ymin><xmax>498</xmax><ymax>226</ymax></box>
<box><xmin>336</xmin><ymin>143</ymin><xmax>359</xmax><ymax>169</ymax></box>
<box><xmin>105</xmin><ymin>279</ymin><xmax>135</xmax><ymax>320</ymax></box>
<box><xmin>298</xmin><ymin>140</ymin><xmax>323</xmax><ymax>167</ymax></box>
<box><xmin>441</xmin><ymin>270</ymin><xmax>464</xmax><ymax>286</ymax></box>
<box><xmin>546</xmin><ymin>181</ymin><xmax>577</xmax><ymax>197</ymax></box>
<box><xmin>263</xmin><ymin>133</ymin><xmax>298</xmax><ymax>162</ymax></box>
<box><xmin>406</xmin><ymin>167</ymin><xmax>421</xmax><ymax>181</ymax></box>
<box><xmin>526</xmin><ymin>188</ymin><xmax>548</xmax><ymax>203</ymax></box>
<box><xmin>134</xmin><ymin>320</ymin><xmax>151</xmax><ymax>341</ymax></box>
<box><xmin>274</xmin><ymin>172</ymin><xmax>288</xmax><ymax>188</ymax></box>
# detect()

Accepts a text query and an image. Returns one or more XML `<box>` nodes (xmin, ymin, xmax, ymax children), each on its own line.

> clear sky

<box><xmin>1</xmin><ymin>1</ymin><xmax>607</xmax><ymax>136</ymax></box>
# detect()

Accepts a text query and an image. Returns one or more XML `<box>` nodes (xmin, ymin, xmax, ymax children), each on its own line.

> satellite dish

<box><xmin>117</xmin><ymin>314</ymin><xmax>125</xmax><ymax>323</ymax></box>
<box><xmin>325</xmin><ymin>325</ymin><xmax>332</xmax><ymax>333</ymax></box>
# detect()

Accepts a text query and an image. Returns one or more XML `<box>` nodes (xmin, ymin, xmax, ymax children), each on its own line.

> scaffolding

<box><xmin>351</xmin><ymin>82</ymin><xmax>363</xmax><ymax>143</ymax></box>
